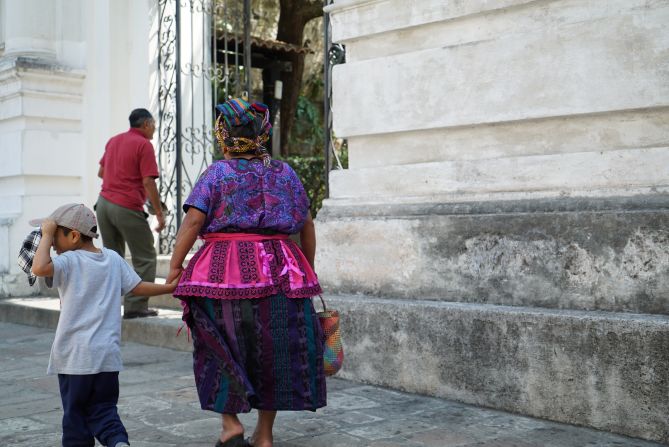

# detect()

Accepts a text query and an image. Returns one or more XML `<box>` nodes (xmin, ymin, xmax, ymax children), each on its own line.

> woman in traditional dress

<box><xmin>166</xmin><ymin>98</ymin><xmax>326</xmax><ymax>447</ymax></box>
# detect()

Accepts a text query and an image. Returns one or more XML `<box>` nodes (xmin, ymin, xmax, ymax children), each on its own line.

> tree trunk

<box><xmin>276</xmin><ymin>0</ymin><xmax>322</xmax><ymax>156</ymax></box>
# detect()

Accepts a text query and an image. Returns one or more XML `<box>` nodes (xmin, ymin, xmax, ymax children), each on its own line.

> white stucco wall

<box><xmin>82</xmin><ymin>0</ymin><xmax>154</xmax><ymax>209</ymax></box>
<box><xmin>325</xmin><ymin>0</ymin><xmax>669</xmax><ymax>204</ymax></box>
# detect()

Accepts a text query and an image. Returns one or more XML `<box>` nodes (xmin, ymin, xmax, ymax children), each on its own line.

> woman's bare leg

<box><xmin>220</xmin><ymin>414</ymin><xmax>244</xmax><ymax>443</ymax></box>
<box><xmin>250</xmin><ymin>410</ymin><xmax>276</xmax><ymax>447</ymax></box>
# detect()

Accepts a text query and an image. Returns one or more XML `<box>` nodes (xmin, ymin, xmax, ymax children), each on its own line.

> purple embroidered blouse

<box><xmin>184</xmin><ymin>158</ymin><xmax>310</xmax><ymax>235</ymax></box>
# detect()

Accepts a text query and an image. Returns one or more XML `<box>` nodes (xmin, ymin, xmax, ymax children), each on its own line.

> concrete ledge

<box><xmin>319</xmin><ymin>193</ymin><xmax>669</xmax><ymax>218</ymax></box>
<box><xmin>156</xmin><ymin>254</ymin><xmax>193</xmax><ymax>278</ymax></box>
<box><xmin>0</xmin><ymin>297</ymin><xmax>60</xmax><ymax>329</ymax></box>
<box><xmin>316</xmin><ymin>200</ymin><xmax>669</xmax><ymax>315</ymax></box>
<box><xmin>329</xmin><ymin>295</ymin><xmax>669</xmax><ymax>443</ymax></box>
<box><xmin>328</xmin><ymin>148</ymin><xmax>669</xmax><ymax>200</ymax></box>
<box><xmin>347</xmin><ymin>108</ymin><xmax>669</xmax><ymax>170</ymax></box>
<box><xmin>0</xmin><ymin>298</ymin><xmax>192</xmax><ymax>352</ymax></box>
<box><xmin>150</xmin><ymin>292</ymin><xmax>182</xmax><ymax>310</ymax></box>
<box><xmin>332</xmin><ymin>3</ymin><xmax>669</xmax><ymax>137</ymax></box>
<box><xmin>327</xmin><ymin>0</ymin><xmax>536</xmax><ymax>43</ymax></box>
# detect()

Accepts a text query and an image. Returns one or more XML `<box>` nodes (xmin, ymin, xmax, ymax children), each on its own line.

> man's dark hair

<box><xmin>129</xmin><ymin>108</ymin><xmax>153</xmax><ymax>128</ymax></box>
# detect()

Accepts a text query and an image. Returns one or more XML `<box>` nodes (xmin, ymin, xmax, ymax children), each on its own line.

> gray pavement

<box><xmin>0</xmin><ymin>321</ymin><xmax>663</xmax><ymax>447</ymax></box>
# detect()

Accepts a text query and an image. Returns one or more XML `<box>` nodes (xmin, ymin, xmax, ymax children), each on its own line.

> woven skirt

<box><xmin>182</xmin><ymin>293</ymin><xmax>327</xmax><ymax>414</ymax></box>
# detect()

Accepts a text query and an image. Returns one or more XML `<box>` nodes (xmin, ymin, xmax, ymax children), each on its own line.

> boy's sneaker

<box><xmin>114</xmin><ymin>443</ymin><xmax>130</xmax><ymax>447</ymax></box>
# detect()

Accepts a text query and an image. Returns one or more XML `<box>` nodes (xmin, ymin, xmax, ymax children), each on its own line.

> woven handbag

<box><xmin>316</xmin><ymin>295</ymin><xmax>343</xmax><ymax>376</ymax></box>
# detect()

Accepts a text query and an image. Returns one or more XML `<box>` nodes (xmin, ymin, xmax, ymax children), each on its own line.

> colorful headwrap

<box><xmin>215</xmin><ymin>98</ymin><xmax>273</xmax><ymax>166</ymax></box>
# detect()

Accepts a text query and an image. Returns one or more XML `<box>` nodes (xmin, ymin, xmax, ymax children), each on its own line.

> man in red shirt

<box><xmin>96</xmin><ymin>108</ymin><xmax>166</xmax><ymax>319</ymax></box>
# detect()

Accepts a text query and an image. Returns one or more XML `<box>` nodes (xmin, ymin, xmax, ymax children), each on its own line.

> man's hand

<box><xmin>154</xmin><ymin>213</ymin><xmax>166</xmax><ymax>232</ymax></box>
<box><xmin>142</xmin><ymin>176</ymin><xmax>165</xmax><ymax>232</ymax></box>
<box><xmin>41</xmin><ymin>219</ymin><xmax>58</xmax><ymax>236</ymax></box>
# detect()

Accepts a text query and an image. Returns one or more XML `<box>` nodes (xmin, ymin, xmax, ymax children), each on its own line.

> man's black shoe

<box><xmin>123</xmin><ymin>309</ymin><xmax>159</xmax><ymax>319</ymax></box>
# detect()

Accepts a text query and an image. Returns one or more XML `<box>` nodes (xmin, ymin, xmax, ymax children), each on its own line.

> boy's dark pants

<box><xmin>58</xmin><ymin>372</ymin><xmax>128</xmax><ymax>447</ymax></box>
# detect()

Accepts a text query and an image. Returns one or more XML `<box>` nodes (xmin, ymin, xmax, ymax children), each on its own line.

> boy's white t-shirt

<box><xmin>47</xmin><ymin>247</ymin><xmax>141</xmax><ymax>375</ymax></box>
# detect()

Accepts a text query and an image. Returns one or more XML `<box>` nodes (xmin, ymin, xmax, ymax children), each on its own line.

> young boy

<box><xmin>31</xmin><ymin>203</ymin><xmax>179</xmax><ymax>447</ymax></box>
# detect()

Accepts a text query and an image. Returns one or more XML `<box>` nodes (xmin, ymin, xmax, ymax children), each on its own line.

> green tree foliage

<box><xmin>210</xmin><ymin>0</ymin><xmax>339</xmax><ymax>216</ymax></box>
<box><xmin>282</xmin><ymin>155</ymin><xmax>326</xmax><ymax>217</ymax></box>
<box><xmin>288</xmin><ymin>95</ymin><xmax>324</xmax><ymax>155</ymax></box>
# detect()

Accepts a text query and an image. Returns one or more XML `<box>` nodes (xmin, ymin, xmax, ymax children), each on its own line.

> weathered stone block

<box><xmin>347</xmin><ymin>108</ymin><xmax>669</xmax><ymax>170</ymax></box>
<box><xmin>330</xmin><ymin>295</ymin><xmax>669</xmax><ymax>443</ymax></box>
<box><xmin>332</xmin><ymin>1</ymin><xmax>669</xmax><ymax>137</ymax></box>
<box><xmin>316</xmin><ymin>195</ymin><xmax>669</xmax><ymax>315</ymax></box>
<box><xmin>330</xmin><ymin>148</ymin><xmax>669</xmax><ymax>200</ymax></box>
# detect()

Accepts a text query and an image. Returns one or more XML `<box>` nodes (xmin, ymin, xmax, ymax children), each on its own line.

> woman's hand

<box><xmin>167</xmin><ymin>207</ymin><xmax>206</xmax><ymax>286</ymax></box>
<box><xmin>166</xmin><ymin>268</ymin><xmax>184</xmax><ymax>292</ymax></box>
<box><xmin>166</xmin><ymin>266</ymin><xmax>184</xmax><ymax>286</ymax></box>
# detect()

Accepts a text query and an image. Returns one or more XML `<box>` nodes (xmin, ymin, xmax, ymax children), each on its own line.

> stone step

<box><xmin>150</xmin><ymin>277</ymin><xmax>181</xmax><ymax>310</ymax></box>
<box><xmin>156</xmin><ymin>254</ymin><xmax>172</xmax><ymax>279</ymax></box>
<box><xmin>315</xmin><ymin>196</ymin><xmax>669</xmax><ymax>317</ymax></box>
<box><xmin>151</xmin><ymin>293</ymin><xmax>181</xmax><ymax>310</ymax></box>
<box><xmin>3</xmin><ymin>294</ymin><xmax>668</xmax><ymax>443</ymax></box>
<box><xmin>124</xmin><ymin>254</ymin><xmax>193</xmax><ymax>281</ymax></box>
<box><xmin>328</xmin><ymin>294</ymin><xmax>669</xmax><ymax>444</ymax></box>
<box><xmin>0</xmin><ymin>297</ymin><xmax>192</xmax><ymax>352</ymax></box>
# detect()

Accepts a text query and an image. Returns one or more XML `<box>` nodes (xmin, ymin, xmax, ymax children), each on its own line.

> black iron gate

<box><xmin>157</xmin><ymin>0</ymin><xmax>344</xmax><ymax>254</ymax></box>
<box><xmin>156</xmin><ymin>0</ymin><xmax>252</xmax><ymax>254</ymax></box>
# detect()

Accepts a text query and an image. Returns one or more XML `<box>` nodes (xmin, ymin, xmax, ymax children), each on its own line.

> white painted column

<box><xmin>0</xmin><ymin>0</ymin><xmax>157</xmax><ymax>296</ymax></box>
<box><xmin>2</xmin><ymin>0</ymin><xmax>57</xmax><ymax>60</ymax></box>
<box><xmin>0</xmin><ymin>1</ymin><xmax>87</xmax><ymax>296</ymax></box>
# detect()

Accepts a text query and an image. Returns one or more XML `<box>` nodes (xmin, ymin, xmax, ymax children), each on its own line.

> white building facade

<box><xmin>0</xmin><ymin>0</ymin><xmax>216</xmax><ymax>293</ymax></box>
<box><xmin>0</xmin><ymin>0</ymin><xmax>158</xmax><ymax>295</ymax></box>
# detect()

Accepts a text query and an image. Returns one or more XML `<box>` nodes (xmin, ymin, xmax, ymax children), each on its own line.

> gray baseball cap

<box><xmin>30</xmin><ymin>203</ymin><xmax>99</xmax><ymax>239</ymax></box>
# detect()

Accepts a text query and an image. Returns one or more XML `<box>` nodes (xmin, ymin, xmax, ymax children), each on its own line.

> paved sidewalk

<box><xmin>0</xmin><ymin>322</ymin><xmax>663</xmax><ymax>447</ymax></box>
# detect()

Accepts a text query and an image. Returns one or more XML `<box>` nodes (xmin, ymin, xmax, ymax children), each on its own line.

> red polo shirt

<box><xmin>99</xmin><ymin>128</ymin><xmax>159</xmax><ymax>211</ymax></box>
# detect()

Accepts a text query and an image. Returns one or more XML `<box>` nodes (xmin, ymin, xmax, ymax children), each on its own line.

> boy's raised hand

<box><xmin>41</xmin><ymin>219</ymin><xmax>58</xmax><ymax>236</ymax></box>
<box><xmin>33</xmin><ymin>219</ymin><xmax>57</xmax><ymax>277</ymax></box>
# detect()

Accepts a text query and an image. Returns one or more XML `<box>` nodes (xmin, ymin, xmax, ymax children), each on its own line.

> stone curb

<box><xmin>0</xmin><ymin>298</ymin><xmax>192</xmax><ymax>352</ymax></box>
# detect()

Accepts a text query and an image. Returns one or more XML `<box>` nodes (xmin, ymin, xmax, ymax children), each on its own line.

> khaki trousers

<box><xmin>95</xmin><ymin>195</ymin><xmax>156</xmax><ymax>314</ymax></box>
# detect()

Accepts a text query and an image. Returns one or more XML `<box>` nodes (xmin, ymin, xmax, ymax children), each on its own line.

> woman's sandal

<box><xmin>215</xmin><ymin>434</ymin><xmax>249</xmax><ymax>447</ymax></box>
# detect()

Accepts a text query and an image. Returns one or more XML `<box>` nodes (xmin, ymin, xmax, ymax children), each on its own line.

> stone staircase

<box><xmin>326</xmin><ymin>294</ymin><xmax>669</xmax><ymax>442</ymax></box>
<box><xmin>315</xmin><ymin>197</ymin><xmax>669</xmax><ymax>445</ymax></box>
